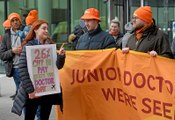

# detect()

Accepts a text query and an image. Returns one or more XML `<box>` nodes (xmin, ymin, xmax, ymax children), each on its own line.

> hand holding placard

<box><xmin>59</xmin><ymin>43</ymin><xmax>65</xmax><ymax>56</ymax></box>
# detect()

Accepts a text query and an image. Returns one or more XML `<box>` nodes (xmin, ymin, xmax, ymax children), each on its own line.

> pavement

<box><xmin>0</xmin><ymin>74</ymin><xmax>56</xmax><ymax>120</ymax></box>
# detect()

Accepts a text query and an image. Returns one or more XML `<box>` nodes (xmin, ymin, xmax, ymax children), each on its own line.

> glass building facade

<box><xmin>1</xmin><ymin>0</ymin><xmax>175</xmax><ymax>44</ymax></box>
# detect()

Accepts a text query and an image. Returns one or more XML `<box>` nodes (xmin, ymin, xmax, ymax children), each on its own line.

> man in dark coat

<box><xmin>0</xmin><ymin>13</ymin><xmax>23</xmax><ymax>99</ymax></box>
<box><xmin>122</xmin><ymin>6</ymin><xmax>173</xmax><ymax>59</ymax></box>
<box><xmin>75</xmin><ymin>8</ymin><xmax>116</xmax><ymax>50</ymax></box>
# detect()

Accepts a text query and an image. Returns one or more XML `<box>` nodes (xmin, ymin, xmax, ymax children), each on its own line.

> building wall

<box><xmin>0</xmin><ymin>0</ymin><xmax>175</xmax><ymax>43</ymax></box>
<box><xmin>0</xmin><ymin>0</ymin><xmax>175</xmax><ymax>73</ymax></box>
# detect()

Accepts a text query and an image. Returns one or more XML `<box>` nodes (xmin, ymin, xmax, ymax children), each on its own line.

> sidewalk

<box><xmin>0</xmin><ymin>74</ymin><xmax>56</xmax><ymax>120</ymax></box>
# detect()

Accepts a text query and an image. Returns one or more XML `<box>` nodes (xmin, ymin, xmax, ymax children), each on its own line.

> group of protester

<box><xmin>69</xmin><ymin>6</ymin><xmax>174</xmax><ymax>59</ymax></box>
<box><xmin>0</xmin><ymin>5</ymin><xmax>174</xmax><ymax>120</ymax></box>
<box><xmin>0</xmin><ymin>10</ymin><xmax>65</xmax><ymax>120</ymax></box>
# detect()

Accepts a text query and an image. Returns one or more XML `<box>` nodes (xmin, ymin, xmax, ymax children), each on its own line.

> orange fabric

<box><xmin>2</xmin><ymin>19</ymin><xmax>11</xmax><ymax>29</ymax></box>
<box><xmin>134</xmin><ymin>6</ymin><xmax>152</xmax><ymax>25</ymax></box>
<box><xmin>56</xmin><ymin>105</ymin><xmax>63</xmax><ymax>120</ymax></box>
<box><xmin>81</xmin><ymin>8</ymin><xmax>101</xmax><ymax>21</ymax></box>
<box><xmin>8</xmin><ymin>12</ymin><xmax>22</xmax><ymax>23</ymax></box>
<box><xmin>135</xmin><ymin>24</ymin><xmax>150</xmax><ymax>40</ymax></box>
<box><xmin>25</xmin><ymin>10</ymin><xmax>38</xmax><ymax>25</ymax></box>
<box><xmin>56</xmin><ymin>49</ymin><xmax>175</xmax><ymax>120</ymax></box>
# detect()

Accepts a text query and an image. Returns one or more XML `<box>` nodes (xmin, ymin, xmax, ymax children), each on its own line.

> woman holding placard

<box><xmin>11</xmin><ymin>20</ymin><xmax>65</xmax><ymax>120</ymax></box>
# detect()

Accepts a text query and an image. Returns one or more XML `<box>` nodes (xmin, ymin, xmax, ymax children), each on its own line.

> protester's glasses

<box><xmin>11</xmin><ymin>18</ymin><xmax>19</xmax><ymax>22</ymax></box>
<box><xmin>132</xmin><ymin>16</ymin><xmax>139</xmax><ymax>20</ymax></box>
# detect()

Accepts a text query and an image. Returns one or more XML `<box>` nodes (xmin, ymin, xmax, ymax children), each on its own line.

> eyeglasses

<box><xmin>132</xmin><ymin>16</ymin><xmax>139</xmax><ymax>20</ymax></box>
<box><xmin>11</xmin><ymin>18</ymin><xmax>19</xmax><ymax>22</ymax></box>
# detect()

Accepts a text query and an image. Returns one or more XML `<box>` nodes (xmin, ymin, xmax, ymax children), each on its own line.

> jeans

<box><xmin>36</xmin><ymin>106</ymin><xmax>41</xmax><ymax>120</ymax></box>
<box><xmin>12</xmin><ymin>68</ymin><xmax>21</xmax><ymax>92</ymax></box>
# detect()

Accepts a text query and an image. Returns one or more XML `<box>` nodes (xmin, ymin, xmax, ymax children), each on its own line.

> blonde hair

<box><xmin>111</xmin><ymin>17</ymin><xmax>120</xmax><ymax>27</ymax></box>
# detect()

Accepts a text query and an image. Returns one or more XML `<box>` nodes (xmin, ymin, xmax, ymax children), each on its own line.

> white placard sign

<box><xmin>26</xmin><ymin>44</ymin><xmax>61</xmax><ymax>96</ymax></box>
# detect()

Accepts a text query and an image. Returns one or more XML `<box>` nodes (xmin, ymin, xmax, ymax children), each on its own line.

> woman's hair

<box><xmin>22</xmin><ymin>19</ymin><xmax>54</xmax><ymax>46</ymax></box>
<box><xmin>110</xmin><ymin>19</ymin><xmax>120</xmax><ymax>27</ymax></box>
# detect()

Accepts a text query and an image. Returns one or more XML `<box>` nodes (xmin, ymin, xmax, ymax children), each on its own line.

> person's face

<box><xmin>35</xmin><ymin>23</ymin><xmax>48</xmax><ymax>41</ymax></box>
<box><xmin>132</xmin><ymin>16</ymin><xmax>145</xmax><ymax>30</ymax></box>
<box><xmin>11</xmin><ymin>18</ymin><xmax>21</xmax><ymax>30</ymax></box>
<box><xmin>109</xmin><ymin>22</ymin><xmax>120</xmax><ymax>33</ymax></box>
<box><xmin>84</xmin><ymin>19</ymin><xmax>98</xmax><ymax>31</ymax></box>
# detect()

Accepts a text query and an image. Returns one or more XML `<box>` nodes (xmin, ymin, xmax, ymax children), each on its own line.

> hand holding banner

<box><xmin>57</xmin><ymin>49</ymin><xmax>175</xmax><ymax>120</ymax></box>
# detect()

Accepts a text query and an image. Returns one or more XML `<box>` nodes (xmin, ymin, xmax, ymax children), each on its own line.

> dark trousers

<box><xmin>24</xmin><ymin>98</ymin><xmax>52</xmax><ymax>120</ymax></box>
<box><xmin>24</xmin><ymin>93</ymin><xmax>62</xmax><ymax>120</ymax></box>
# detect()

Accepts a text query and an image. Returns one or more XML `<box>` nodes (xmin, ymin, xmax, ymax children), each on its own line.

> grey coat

<box><xmin>122</xmin><ymin>22</ymin><xmax>134</xmax><ymax>48</ymax></box>
<box><xmin>0</xmin><ymin>30</ymin><xmax>15</xmax><ymax>77</ymax></box>
<box><xmin>11</xmin><ymin>39</ymin><xmax>65</xmax><ymax>115</ymax></box>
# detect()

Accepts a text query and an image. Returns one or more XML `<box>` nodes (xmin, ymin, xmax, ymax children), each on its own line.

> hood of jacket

<box><xmin>125</xmin><ymin>22</ymin><xmax>133</xmax><ymax>32</ymax></box>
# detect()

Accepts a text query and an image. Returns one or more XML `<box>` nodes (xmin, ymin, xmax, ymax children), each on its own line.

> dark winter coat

<box><xmin>75</xmin><ymin>24</ymin><xmax>116</xmax><ymax>50</ymax></box>
<box><xmin>112</xmin><ymin>33</ymin><xmax>123</xmax><ymax>49</ymax></box>
<box><xmin>127</xmin><ymin>25</ymin><xmax>174</xmax><ymax>59</ymax></box>
<box><xmin>70</xmin><ymin>24</ymin><xmax>87</xmax><ymax>50</ymax></box>
<box><xmin>0</xmin><ymin>30</ymin><xmax>15</xmax><ymax>77</ymax></box>
<box><xmin>11</xmin><ymin>39</ymin><xmax>65</xmax><ymax>115</ymax></box>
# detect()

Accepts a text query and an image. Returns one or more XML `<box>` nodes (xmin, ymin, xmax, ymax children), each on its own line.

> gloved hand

<box><xmin>68</xmin><ymin>33</ymin><xmax>77</xmax><ymax>43</ymax></box>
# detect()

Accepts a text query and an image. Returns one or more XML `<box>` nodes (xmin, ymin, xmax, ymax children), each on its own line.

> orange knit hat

<box><xmin>25</xmin><ymin>10</ymin><xmax>38</xmax><ymax>25</ymax></box>
<box><xmin>134</xmin><ymin>6</ymin><xmax>152</xmax><ymax>24</ymax></box>
<box><xmin>2</xmin><ymin>19</ymin><xmax>11</xmax><ymax>29</ymax></box>
<box><xmin>8</xmin><ymin>12</ymin><xmax>22</xmax><ymax>23</ymax></box>
<box><xmin>81</xmin><ymin>8</ymin><xmax>101</xmax><ymax>21</ymax></box>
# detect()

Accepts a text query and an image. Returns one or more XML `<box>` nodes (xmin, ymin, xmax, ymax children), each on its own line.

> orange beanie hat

<box><xmin>3</xmin><ymin>19</ymin><xmax>11</xmax><ymax>29</ymax></box>
<box><xmin>25</xmin><ymin>10</ymin><xmax>38</xmax><ymax>25</ymax></box>
<box><xmin>134</xmin><ymin>6</ymin><xmax>152</xmax><ymax>24</ymax></box>
<box><xmin>8</xmin><ymin>12</ymin><xmax>22</xmax><ymax>23</ymax></box>
<box><xmin>81</xmin><ymin>8</ymin><xmax>101</xmax><ymax>21</ymax></box>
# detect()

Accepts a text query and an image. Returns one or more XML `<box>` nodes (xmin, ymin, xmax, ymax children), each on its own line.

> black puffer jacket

<box><xmin>127</xmin><ymin>25</ymin><xmax>174</xmax><ymax>59</ymax></box>
<box><xmin>11</xmin><ymin>39</ymin><xmax>65</xmax><ymax>115</ymax></box>
<box><xmin>76</xmin><ymin>24</ymin><xmax>116</xmax><ymax>50</ymax></box>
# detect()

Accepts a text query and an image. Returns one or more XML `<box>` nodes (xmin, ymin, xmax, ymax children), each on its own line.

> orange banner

<box><xmin>57</xmin><ymin>49</ymin><xmax>175</xmax><ymax>120</ymax></box>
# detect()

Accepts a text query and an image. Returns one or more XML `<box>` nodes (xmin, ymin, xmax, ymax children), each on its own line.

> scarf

<box><xmin>135</xmin><ymin>24</ymin><xmax>150</xmax><ymax>40</ymax></box>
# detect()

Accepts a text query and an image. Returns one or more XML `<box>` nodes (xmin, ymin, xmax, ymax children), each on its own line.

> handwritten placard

<box><xmin>26</xmin><ymin>44</ymin><xmax>61</xmax><ymax>96</ymax></box>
